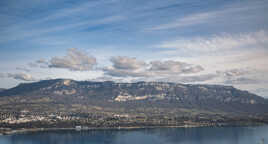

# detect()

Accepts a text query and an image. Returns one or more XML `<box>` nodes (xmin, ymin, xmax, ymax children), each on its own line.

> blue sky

<box><xmin>0</xmin><ymin>0</ymin><xmax>268</xmax><ymax>97</ymax></box>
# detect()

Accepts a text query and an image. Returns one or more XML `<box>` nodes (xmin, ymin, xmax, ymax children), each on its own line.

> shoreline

<box><xmin>0</xmin><ymin>126</ymin><xmax>196</xmax><ymax>135</ymax></box>
<box><xmin>1</xmin><ymin>124</ymin><xmax>267</xmax><ymax>135</ymax></box>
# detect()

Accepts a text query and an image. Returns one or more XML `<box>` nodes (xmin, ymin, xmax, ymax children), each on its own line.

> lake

<box><xmin>0</xmin><ymin>126</ymin><xmax>267</xmax><ymax>144</ymax></box>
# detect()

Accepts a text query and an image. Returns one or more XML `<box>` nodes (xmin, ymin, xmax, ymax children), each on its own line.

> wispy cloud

<box><xmin>152</xmin><ymin>68</ymin><xmax>265</xmax><ymax>84</ymax></box>
<box><xmin>147</xmin><ymin>1</ymin><xmax>266</xmax><ymax>31</ymax></box>
<box><xmin>35</xmin><ymin>0</ymin><xmax>119</xmax><ymax>24</ymax></box>
<box><xmin>0</xmin><ymin>0</ymin><xmax>125</xmax><ymax>44</ymax></box>
<box><xmin>157</xmin><ymin>30</ymin><xmax>268</xmax><ymax>53</ymax></box>
<box><xmin>7</xmin><ymin>73</ymin><xmax>36</xmax><ymax>81</ymax></box>
<box><xmin>148</xmin><ymin>11</ymin><xmax>217</xmax><ymax>31</ymax></box>
<box><xmin>0</xmin><ymin>72</ymin><xmax>36</xmax><ymax>81</ymax></box>
<box><xmin>0</xmin><ymin>0</ymin><xmax>119</xmax><ymax>30</ymax></box>
<box><xmin>16</xmin><ymin>67</ymin><xmax>31</xmax><ymax>72</ymax></box>
<box><xmin>0</xmin><ymin>15</ymin><xmax>124</xmax><ymax>43</ymax></box>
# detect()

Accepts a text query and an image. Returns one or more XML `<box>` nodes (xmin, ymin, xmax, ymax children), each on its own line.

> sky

<box><xmin>0</xmin><ymin>0</ymin><xmax>268</xmax><ymax>97</ymax></box>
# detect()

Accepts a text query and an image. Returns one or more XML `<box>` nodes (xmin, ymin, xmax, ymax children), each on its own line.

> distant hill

<box><xmin>0</xmin><ymin>79</ymin><xmax>267</xmax><ymax>116</ymax></box>
<box><xmin>1</xmin><ymin>79</ymin><xmax>268</xmax><ymax>130</ymax></box>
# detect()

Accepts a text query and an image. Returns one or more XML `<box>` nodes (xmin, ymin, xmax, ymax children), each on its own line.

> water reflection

<box><xmin>0</xmin><ymin>126</ymin><xmax>267</xmax><ymax>144</ymax></box>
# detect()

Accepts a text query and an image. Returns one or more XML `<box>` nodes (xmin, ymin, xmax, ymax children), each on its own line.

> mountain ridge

<box><xmin>0</xmin><ymin>79</ymin><xmax>267</xmax><ymax>112</ymax></box>
<box><xmin>0</xmin><ymin>79</ymin><xmax>267</xmax><ymax>130</ymax></box>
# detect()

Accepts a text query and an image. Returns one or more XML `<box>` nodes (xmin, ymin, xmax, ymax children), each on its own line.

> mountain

<box><xmin>0</xmin><ymin>79</ymin><xmax>268</xmax><ymax>129</ymax></box>
<box><xmin>0</xmin><ymin>79</ymin><xmax>267</xmax><ymax>113</ymax></box>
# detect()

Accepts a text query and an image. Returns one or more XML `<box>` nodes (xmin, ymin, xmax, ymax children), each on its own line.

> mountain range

<box><xmin>0</xmin><ymin>79</ymin><xmax>268</xmax><ymax>129</ymax></box>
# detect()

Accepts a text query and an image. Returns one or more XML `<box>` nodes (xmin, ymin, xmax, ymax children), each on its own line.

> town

<box><xmin>0</xmin><ymin>109</ymin><xmax>267</xmax><ymax>135</ymax></box>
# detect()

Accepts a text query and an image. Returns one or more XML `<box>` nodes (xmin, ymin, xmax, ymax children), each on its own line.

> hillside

<box><xmin>0</xmin><ymin>79</ymin><xmax>267</xmax><ymax>129</ymax></box>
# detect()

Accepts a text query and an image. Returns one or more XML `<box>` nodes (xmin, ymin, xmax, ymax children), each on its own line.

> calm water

<box><xmin>0</xmin><ymin>126</ymin><xmax>267</xmax><ymax>144</ymax></box>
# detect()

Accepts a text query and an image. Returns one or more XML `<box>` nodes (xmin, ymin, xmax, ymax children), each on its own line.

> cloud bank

<box><xmin>49</xmin><ymin>48</ymin><xmax>97</xmax><ymax>71</ymax></box>
<box><xmin>29</xmin><ymin>48</ymin><xmax>97</xmax><ymax>71</ymax></box>
<box><xmin>104</xmin><ymin>56</ymin><xmax>204</xmax><ymax>78</ymax></box>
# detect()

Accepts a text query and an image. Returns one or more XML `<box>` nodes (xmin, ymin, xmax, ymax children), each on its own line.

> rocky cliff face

<box><xmin>0</xmin><ymin>79</ymin><xmax>267</xmax><ymax>115</ymax></box>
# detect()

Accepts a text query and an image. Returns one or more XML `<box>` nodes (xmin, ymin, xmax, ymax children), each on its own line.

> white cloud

<box><xmin>103</xmin><ymin>67</ymin><xmax>149</xmax><ymax>77</ymax></box>
<box><xmin>0</xmin><ymin>14</ymin><xmax>125</xmax><ymax>43</ymax></box>
<box><xmin>147</xmin><ymin>1</ymin><xmax>265</xmax><ymax>31</ymax></box>
<box><xmin>104</xmin><ymin>57</ymin><xmax>204</xmax><ymax>78</ymax></box>
<box><xmin>48</xmin><ymin>48</ymin><xmax>97</xmax><ymax>71</ymax></box>
<box><xmin>27</xmin><ymin>48</ymin><xmax>97</xmax><ymax>71</ymax></box>
<box><xmin>216</xmin><ymin>68</ymin><xmax>268</xmax><ymax>85</ymax></box>
<box><xmin>148</xmin><ymin>12</ymin><xmax>217</xmax><ymax>30</ymax></box>
<box><xmin>149</xmin><ymin>60</ymin><xmax>204</xmax><ymax>76</ymax></box>
<box><xmin>104</xmin><ymin>56</ymin><xmax>148</xmax><ymax>77</ymax></box>
<box><xmin>36</xmin><ymin>58</ymin><xmax>48</xmax><ymax>64</ymax></box>
<box><xmin>216</xmin><ymin>68</ymin><xmax>253</xmax><ymax>78</ymax></box>
<box><xmin>158</xmin><ymin>30</ymin><xmax>268</xmax><ymax>53</ymax></box>
<box><xmin>7</xmin><ymin>73</ymin><xmax>36</xmax><ymax>81</ymax></box>
<box><xmin>150</xmin><ymin>67</ymin><xmax>266</xmax><ymax>85</ymax></box>
<box><xmin>110</xmin><ymin>56</ymin><xmax>147</xmax><ymax>70</ymax></box>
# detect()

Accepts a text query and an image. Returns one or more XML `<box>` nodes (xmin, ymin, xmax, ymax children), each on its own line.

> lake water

<box><xmin>0</xmin><ymin>126</ymin><xmax>267</xmax><ymax>144</ymax></box>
